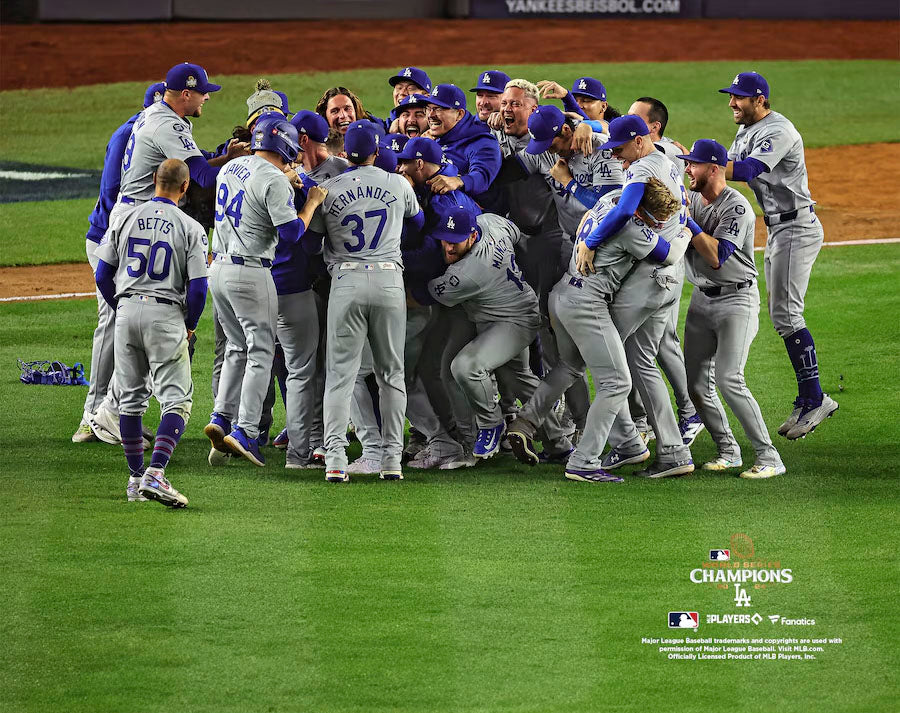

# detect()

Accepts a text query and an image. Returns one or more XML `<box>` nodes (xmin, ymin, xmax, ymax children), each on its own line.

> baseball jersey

<box><xmin>492</xmin><ymin>129</ymin><xmax>555</xmax><ymax>231</ymax></box>
<box><xmin>308</xmin><ymin>165</ymin><xmax>420</xmax><ymax>268</ymax></box>
<box><xmin>727</xmin><ymin>110</ymin><xmax>814</xmax><ymax>216</ymax></box>
<box><xmin>303</xmin><ymin>155</ymin><xmax>350</xmax><ymax>184</ymax></box>
<box><xmin>685</xmin><ymin>187</ymin><xmax>758</xmax><ymax>288</ymax></box>
<box><xmin>517</xmin><ymin>136</ymin><xmax>622</xmax><ymax>235</ymax></box>
<box><xmin>655</xmin><ymin>137</ymin><xmax>686</xmax><ymax>176</ymax></box>
<box><xmin>119</xmin><ymin>101</ymin><xmax>204</xmax><ymax>202</ymax></box>
<box><xmin>428</xmin><ymin>213</ymin><xmax>540</xmax><ymax>330</ymax></box>
<box><xmin>95</xmin><ymin>197</ymin><xmax>208</xmax><ymax>303</ymax></box>
<box><xmin>567</xmin><ymin>191</ymin><xmax>662</xmax><ymax>298</ymax></box>
<box><xmin>211</xmin><ymin>155</ymin><xmax>298</xmax><ymax>261</ymax></box>
<box><xmin>624</xmin><ymin>151</ymin><xmax>688</xmax><ymax>241</ymax></box>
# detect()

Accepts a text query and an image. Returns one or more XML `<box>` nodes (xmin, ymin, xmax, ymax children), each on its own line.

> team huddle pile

<box><xmin>73</xmin><ymin>62</ymin><xmax>839</xmax><ymax>507</ymax></box>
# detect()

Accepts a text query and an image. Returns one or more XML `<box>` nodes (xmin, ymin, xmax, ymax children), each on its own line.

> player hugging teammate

<box><xmin>77</xmin><ymin>63</ymin><xmax>837</xmax><ymax>503</ymax></box>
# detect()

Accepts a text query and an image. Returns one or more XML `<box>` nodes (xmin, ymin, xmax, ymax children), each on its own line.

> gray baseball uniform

<box><xmin>96</xmin><ymin>197</ymin><xmax>208</xmax><ymax>419</ymax></box>
<box><xmin>210</xmin><ymin>154</ymin><xmax>297</xmax><ymax>439</ymax></box>
<box><xmin>684</xmin><ymin>187</ymin><xmax>782</xmax><ymax>467</ymax></box>
<box><xmin>303</xmin><ymin>155</ymin><xmax>350</xmax><ymax>183</ymax></box>
<box><xmin>308</xmin><ymin>165</ymin><xmax>420</xmax><ymax>472</ymax></box>
<box><xmin>428</xmin><ymin>214</ymin><xmax>570</xmax><ymax>449</ymax></box>
<box><xmin>728</xmin><ymin>110</ymin><xmax>823</xmax><ymax>337</ymax></box>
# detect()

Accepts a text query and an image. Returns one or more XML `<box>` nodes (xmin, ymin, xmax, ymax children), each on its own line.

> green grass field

<box><xmin>2</xmin><ymin>58</ymin><xmax>899</xmax><ymax>712</ymax></box>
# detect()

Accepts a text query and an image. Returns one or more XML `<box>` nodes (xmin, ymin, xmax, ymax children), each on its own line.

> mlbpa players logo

<box><xmin>710</xmin><ymin>549</ymin><xmax>730</xmax><ymax>561</ymax></box>
<box><xmin>668</xmin><ymin>612</ymin><xmax>699</xmax><ymax>629</ymax></box>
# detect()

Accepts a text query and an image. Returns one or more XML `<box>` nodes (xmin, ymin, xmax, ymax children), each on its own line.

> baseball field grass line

<box><xmin>1</xmin><ymin>244</ymin><xmax>897</xmax><ymax>712</ymax></box>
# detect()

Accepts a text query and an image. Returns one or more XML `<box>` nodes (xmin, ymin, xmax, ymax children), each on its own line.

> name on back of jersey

<box><xmin>136</xmin><ymin>215</ymin><xmax>173</xmax><ymax>235</ymax></box>
<box><xmin>223</xmin><ymin>162</ymin><xmax>252</xmax><ymax>183</ymax></box>
<box><xmin>327</xmin><ymin>183</ymin><xmax>399</xmax><ymax>217</ymax></box>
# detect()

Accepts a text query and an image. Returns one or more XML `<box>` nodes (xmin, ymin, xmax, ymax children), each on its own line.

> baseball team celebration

<box><xmin>2</xmin><ymin>3</ymin><xmax>897</xmax><ymax>711</ymax></box>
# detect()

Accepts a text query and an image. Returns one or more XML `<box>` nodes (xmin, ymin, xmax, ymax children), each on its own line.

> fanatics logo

<box><xmin>668</xmin><ymin>612</ymin><xmax>699</xmax><ymax>629</ymax></box>
<box><xmin>482</xmin><ymin>73</ymin><xmax>491</xmax><ymax>84</ymax></box>
<box><xmin>186</xmin><ymin>75</ymin><xmax>197</xmax><ymax>88</ymax></box>
<box><xmin>447</xmin><ymin>216</ymin><xmax>456</xmax><ymax>230</ymax></box>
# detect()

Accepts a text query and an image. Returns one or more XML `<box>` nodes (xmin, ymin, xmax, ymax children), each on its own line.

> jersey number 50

<box><xmin>126</xmin><ymin>236</ymin><xmax>173</xmax><ymax>281</ymax></box>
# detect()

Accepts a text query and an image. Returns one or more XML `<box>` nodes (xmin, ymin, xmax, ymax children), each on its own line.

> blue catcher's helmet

<box><xmin>251</xmin><ymin>118</ymin><xmax>300</xmax><ymax>163</ymax></box>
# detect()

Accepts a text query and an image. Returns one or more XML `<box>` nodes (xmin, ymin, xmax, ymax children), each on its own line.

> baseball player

<box><xmin>506</xmin><ymin>181</ymin><xmax>691</xmax><ymax>477</ymax></box>
<box><xmin>73</xmin><ymin>81</ymin><xmax>165</xmax><ymax>444</ymax></box>
<box><xmin>306</xmin><ymin>122</ymin><xmax>424</xmax><ymax>482</ymax></box>
<box><xmin>471</xmin><ymin>70</ymin><xmax>510</xmax><ymax>122</ymax></box>
<box><xmin>205</xmin><ymin>119</ymin><xmax>327</xmax><ymax>467</ymax></box>
<box><xmin>86</xmin><ymin>62</ymin><xmax>245</xmax><ymax>445</ymax></box>
<box><xmin>292</xmin><ymin>110</ymin><xmax>350</xmax><ymax>182</ymax></box>
<box><xmin>389</xmin><ymin>66</ymin><xmax>433</xmax><ymax>107</ymax></box>
<box><xmin>677</xmin><ymin>139</ymin><xmax>786</xmax><ymax>479</ymax></box>
<box><xmin>426</xmin><ymin>206</ymin><xmax>573</xmax><ymax>460</ymax></box>
<box><xmin>581</xmin><ymin>115</ymin><xmax>694</xmax><ymax>478</ymax></box>
<box><xmin>391</xmin><ymin>94</ymin><xmax>430</xmax><ymax>139</ymax></box>
<box><xmin>720</xmin><ymin>71</ymin><xmax>838</xmax><ymax>439</ymax></box>
<box><xmin>537</xmin><ymin>76</ymin><xmax>618</xmax><ymax>125</ymax></box>
<box><xmin>626</xmin><ymin>96</ymin><xmax>703</xmax><ymax>445</ymax></box>
<box><xmin>93</xmin><ymin>158</ymin><xmax>208</xmax><ymax>507</ymax></box>
<box><xmin>315</xmin><ymin>87</ymin><xmax>367</xmax><ymax>136</ymax></box>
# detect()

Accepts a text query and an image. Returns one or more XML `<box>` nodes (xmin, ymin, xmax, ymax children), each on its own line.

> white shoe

<box><xmin>778</xmin><ymin>398</ymin><xmax>805</xmax><ymax>436</ymax></box>
<box><xmin>127</xmin><ymin>476</ymin><xmax>148</xmax><ymax>501</ymax></box>
<box><xmin>208</xmin><ymin>447</ymin><xmax>233</xmax><ymax>466</ymax></box>
<box><xmin>138</xmin><ymin>467</ymin><xmax>188</xmax><ymax>507</ymax></box>
<box><xmin>346</xmin><ymin>456</ymin><xmax>381</xmax><ymax>474</ymax></box>
<box><xmin>408</xmin><ymin>449</ymin><xmax>470</xmax><ymax>470</ymax></box>
<box><xmin>325</xmin><ymin>469</ymin><xmax>349</xmax><ymax>483</ymax></box>
<box><xmin>785</xmin><ymin>395</ymin><xmax>839</xmax><ymax>440</ymax></box>
<box><xmin>72</xmin><ymin>418</ymin><xmax>99</xmax><ymax>443</ymax></box>
<box><xmin>312</xmin><ymin>446</ymin><xmax>326</xmax><ymax>465</ymax></box>
<box><xmin>88</xmin><ymin>406</ymin><xmax>121</xmax><ymax>444</ymax></box>
<box><xmin>702</xmin><ymin>457</ymin><xmax>743</xmax><ymax>471</ymax></box>
<box><xmin>739</xmin><ymin>463</ymin><xmax>786</xmax><ymax>480</ymax></box>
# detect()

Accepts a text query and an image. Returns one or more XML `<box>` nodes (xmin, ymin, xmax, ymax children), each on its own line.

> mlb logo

<box><xmin>668</xmin><ymin>612</ymin><xmax>699</xmax><ymax>629</ymax></box>
<box><xmin>710</xmin><ymin>549</ymin><xmax>730</xmax><ymax>561</ymax></box>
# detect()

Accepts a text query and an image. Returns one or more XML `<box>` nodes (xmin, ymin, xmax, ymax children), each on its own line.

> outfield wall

<box><xmin>10</xmin><ymin>0</ymin><xmax>896</xmax><ymax>21</ymax></box>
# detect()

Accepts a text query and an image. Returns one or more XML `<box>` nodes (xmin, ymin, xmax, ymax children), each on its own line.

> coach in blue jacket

<box><xmin>424</xmin><ymin>84</ymin><xmax>501</xmax><ymax>203</ymax></box>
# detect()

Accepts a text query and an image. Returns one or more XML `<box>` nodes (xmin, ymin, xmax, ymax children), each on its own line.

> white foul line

<box><xmin>0</xmin><ymin>238</ymin><xmax>898</xmax><ymax>303</ymax></box>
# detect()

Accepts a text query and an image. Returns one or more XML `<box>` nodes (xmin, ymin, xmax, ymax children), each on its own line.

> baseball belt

<box><xmin>214</xmin><ymin>253</ymin><xmax>272</xmax><ymax>268</ymax></box>
<box><xmin>763</xmin><ymin>205</ymin><xmax>814</xmax><ymax>227</ymax></box>
<box><xmin>120</xmin><ymin>293</ymin><xmax>177</xmax><ymax>305</ymax></box>
<box><xmin>699</xmin><ymin>280</ymin><xmax>755</xmax><ymax>297</ymax></box>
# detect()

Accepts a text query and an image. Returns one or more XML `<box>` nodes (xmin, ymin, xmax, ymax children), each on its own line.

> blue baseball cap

<box><xmin>273</xmin><ymin>90</ymin><xmax>292</xmax><ymax>117</ymax></box>
<box><xmin>431</xmin><ymin>205</ymin><xmax>478</xmax><ymax>244</ymax></box>
<box><xmin>395</xmin><ymin>93</ymin><xmax>431</xmax><ymax>110</ymax></box>
<box><xmin>290</xmin><ymin>110</ymin><xmax>329</xmax><ymax>143</ymax></box>
<box><xmin>344</xmin><ymin>122</ymin><xmax>379</xmax><ymax>162</ymax></box>
<box><xmin>525</xmin><ymin>105</ymin><xmax>567</xmax><ymax>155</ymax></box>
<box><xmin>470</xmin><ymin>70</ymin><xmax>510</xmax><ymax>94</ymax></box>
<box><xmin>570</xmin><ymin>76</ymin><xmax>606</xmax><ymax>101</ymax></box>
<box><xmin>143</xmin><ymin>82</ymin><xmax>166</xmax><ymax>108</ymax></box>
<box><xmin>396</xmin><ymin>137</ymin><xmax>443</xmax><ymax>165</ymax></box>
<box><xmin>719</xmin><ymin>71</ymin><xmax>769</xmax><ymax>99</ymax></box>
<box><xmin>374</xmin><ymin>147</ymin><xmax>398</xmax><ymax>173</ymax></box>
<box><xmin>599</xmin><ymin>115</ymin><xmax>650</xmax><ymax>149</ymax></box>
<box><xmin>347</xmin><ymin>118</ymin><xmax>385</xmax><ymax>140</ymax></box>
<box><xmin>676</xmin><ymin>139</ymin><xmax>729</xmax><ymax>166</ymax></box>
<box><xmin>426</xmin><ymin>84</ymin><xmax>467</xmax><ymax>111</ymax></box>
<box><xmin>381</xmin><ymin>133</ymin><xmax>410</xmax><ymax>153</ymax></box>
<box><xmin>389</xmin><ymin>67</ymin><xmax>432</xmax><ymax>93</ymax></box>
<box><xmin>165</xmin><ymin>62</ymin><xmax>221</xmax><ymax>93</ymax></box>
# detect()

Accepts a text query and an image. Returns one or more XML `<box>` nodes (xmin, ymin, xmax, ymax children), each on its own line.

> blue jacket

<box><xmin>272</xmin><ymin>175</ymin><xmax>325</xmax><ymax>295</ymax></box>
<box><xmin>86</xmin><ymin>112</ymin><xmax>141</xmax><ymax>243</ymax></box>
<box><xmin>434</xmin><ymin>112</ymin><xmax>501</xmax><ymax>197</ymax></box>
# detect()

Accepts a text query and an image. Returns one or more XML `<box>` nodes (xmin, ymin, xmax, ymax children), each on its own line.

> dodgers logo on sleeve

<box><xmin>759</xmin><ymin>139</ymin><xmax>773</xmax><ymax>153</ymax></box>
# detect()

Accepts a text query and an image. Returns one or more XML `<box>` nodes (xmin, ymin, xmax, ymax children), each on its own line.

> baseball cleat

<box><xmin>273</xmin><ymin>428</ymin><xmax>289</xmax><ymax>450</ymax></box>
<box><xmin>402</xmin><ymin>430</ymin><xmax>428</xmax><ymax>463</ymax></box>
<box><xmin>346</xmin><ymin>456</ymin><xmax>381</xmax><ymax>474</ymax></box>
<box><xmin>473</xmin><ymin>422</ymin><xmax>506</xmax><ymax>459</ymax></box>
<box><xmin>126</xmin><ymin>476</ymin><xmax>149</xmax><ymax>502</ymax></box>
<box><xmin>679</xmin><ymin>414</ymin><xmax>706</xmax><ymax>446</ymax></box>
<box><xmin>286</xmin><ymin>448</ymin><xmax>324</xmax><ymax>470</ymax></box>
<box><xmin>635</xmin><ymin>459</ymin><xmax>695</xmax><ymax>479</ymax></box>
<box><xmin>601</xmin><ymin>447</ymin><xmax>651</xmax><ymax>470</ymax></box>
<box><xmin>379</xmin><ymin>469</ymin><xmax>404</xmax><ymax>481</ymax></box>
<box><xmin>88</xmin><ymin>406</ymin><xmax>121</xmax><ymax>445</ymax></box>
<box><xmin>208</xmin><ymin>446</ymin><xmax>233</xmax><ymax>467</ymax></box>
<box><xmin>312</xmin><ymin>446</ymin><xmax>326</xmax><ymax>465</ymax></box>
<box><xmin>538</xmin><ymin>447</ymin><xmax>574</xmax><ymax>465</ymax></box>
<box><xmin>138</xmin><ymin>467</ymin><xmax>188</xmax><ymax>508</ymax></box>
<box><xmin>224</xmin><ymin>427</ymin><xmax>266</xmax><ymax>467</ymax></box>
<box><xmin>408</xmin><ymin>448</ymin><xmax>469</xmax><ymax>470</ymax></box>
<box><xmin>702</xmin><ymin>456</ymin><xmax>743</xmax><ymax>471</ymax></box>
<box><xmin>639</xmin><ymin>426</ymin><xmax>656</xmax><ymax>445</ymax></box>
<box><xmin>778</xmin><ymin>397</ymin><xmax>805</xmax><ymax>436</ymax></box>
<box><xmin>204</xmin><ymin>413</ymin><xmax>231</xmax><ymax>452</ymax></box>
<box><xmin>325</xmin><ymin>469</ymin><xmax>349</xmax><ymax>483</ymax></box>
<box><xmin>507</xmin><ymin>429</ymin><xmax>539</xmax><ymax>466</ymax></box>
<box><xmin>739</xmin><ymin>463</ymin><xmax>787</xmax><ymax>480</ymax></box>
<box><xmin>72</xmin><ymin>418</ymin><xmax>99</xmax><ymax>443</ymax></box>
<box><xmin>564</xmin><ymin>467</ymin><xmax>624</xmax><ymax>484</ymax></box>
<box><xmin>785</xmin><ymin>394</ymin><xmax>839</xmax><ymax>440</ymax></box>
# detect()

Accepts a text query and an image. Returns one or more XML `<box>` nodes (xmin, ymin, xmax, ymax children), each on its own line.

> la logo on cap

<box><xmin>482</xmin><ymin>73</ymin><xmax>490</xmax><ymax>84</ymax></box>
<box><xmin>391</xmin><ymin>140</ymin><xmax>399</xmax><ymax>150</ymax></box>
<box><xmin>186</xmin><ymin>75</ymin><xmax>197</xmax><ymax>88</ymax></box>
<box><xmin>733</xmin><ymin>74</ymin><xmax>740</xmax><ymax>84</ymax></box>
<box><xmin>578</xmin><ymin>79</ymin><xmax>587</xmax><ymax>89</ymax></box>
<box><xmin>432</xmin><ymin>87</ymin><xmax>439</xmax><ymax>96</ymax></box>
<box><xmin>403</xmin><ymin>68</ymin><xmax>412</xmax><ymax>77</ymax></box>
<box><xmin>447</xmin><ymin>216</ymin><xmax>455</xmax><ymax>229</ymax></box>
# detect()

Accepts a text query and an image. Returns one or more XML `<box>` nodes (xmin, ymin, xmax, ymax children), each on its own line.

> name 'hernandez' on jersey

<box><xmin>727</xmin><ymin>110</ymin><xmax>815</xmax><ymax>217</ymax></box>
<box><xmin>567</xmin><ymin>189</ymin><xmax>665</xmax><ymax>299</ymax></box>
<box><xmin>119</xmin><ymin>101</ymin><xmax>204</xmax><ymax>203</ymax></box>
<box><xmin>428</xmin><ymin>213</ymin><xmax>540</xmax><ymax>330</ymax></box>
<box><xmin>96</xmin><ymin>198</ymin><xmax>209</xmax><ymax>304</ymax></box>
<box><xmin>211</xmin><ymin>155</ymin><xmax>298</xmax><ymax>262</ymax></box>
<box><xmin>685</xmin><ymin>186</ymin><xmax>758</xmax><ymax>289</ymax></box>
<box><xmin>309</xmin><ymin>165</ymin><xmax>420</xmax><ymax>269</ymax></box>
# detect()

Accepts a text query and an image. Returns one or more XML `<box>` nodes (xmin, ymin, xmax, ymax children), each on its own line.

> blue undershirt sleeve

<box><xmin>687</xmin><ymin>217</ymin><xmax>703</xmax><ymax>236</ymax></box>
<box><xmin>406</xmin><ymin>210</ymin><xmax>425</xmax><ymax>234</ymax></box>
<box><xmin>584</xmin><ymin>181</ymin><xmax>645</xmax><ymax>248</ymax></box>
<box><xmin>184</xmin><ymin>277</ymin><xmax>208</xmax><ymax>330</ymax></box>
<box><xmin>730</xmin><ymin>156</ymin><xmax>768</xmax><ymax>183</ymax></box>
<box><xmin>716</xmin><ymin>238</ymin><xmax>738</xmax><ymax>267</ymax></box>
<box><xmin>567</xmin><ymin>180</ymin><xmax>622</xmax><ymax>209</ymax></box>
<box><xmin>95</xmin><ymin>260</ymin><xmax>118</xmax><ymax>309</ymax></box>
<box><xmin>276</xmin><ymin>218</ymin><xmax>305</xmax><ymax>245</ymax></box>
<box><xmin>561</xmin><ymin>92</ymin><xmax>587</xmax><ymax>119</ymax></box>
<box><xmin>646</xmin><ymin>237</ymin><xmax>672</xmax><ymax>263</ymax></box>
<box><xmin>185</xmin><ymin>155</ymin><xmax>219</xmax><ymax>189</ymax></box>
